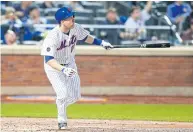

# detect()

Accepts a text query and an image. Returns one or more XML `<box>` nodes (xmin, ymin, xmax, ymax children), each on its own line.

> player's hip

<box><xmin>44</xmin><ymin>62</ymin><xmax>77</xmax><ymax>72</ymax></box>
<box><xmin>55</xmin><ymin>56</ymin><xmax>75</xmax><ymax>64</ymax></box>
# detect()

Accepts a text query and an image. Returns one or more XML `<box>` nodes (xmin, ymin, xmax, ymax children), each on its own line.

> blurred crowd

<box><xmin>0</xmin><ymin>1</ymin><xmax>193</xmax><ymax>46</ymax></box>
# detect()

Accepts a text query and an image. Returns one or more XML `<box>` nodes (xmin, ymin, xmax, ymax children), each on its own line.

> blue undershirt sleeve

<box><xmin>92</xmin><ymin>38</ymin><xmax>102</xmax><ymax>45</ymax></box>
<box><xmin>44</xmin><ymin>56</ymin><xmax>54</xmax><ymax>63</ymax></box>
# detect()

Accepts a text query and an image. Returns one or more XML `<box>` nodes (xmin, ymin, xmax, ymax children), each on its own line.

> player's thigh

<box><xmin>45</xmin><ymin>70</ymin><xmax>67</xmax><ymax>98</ymax></box>
<box><xmin>67</xmin><ymin>74</ymin><xmax>81</xmax><ymax>97</ymax></box>
<box><xmin>65</xmin><ymin>74</ymin><xmax>81</xmax><ymax>105</ymax></box>
<box><xmin>68</xmin><ymin>74</ymin><xmax>80</xmax><ymax>89</ymax></box>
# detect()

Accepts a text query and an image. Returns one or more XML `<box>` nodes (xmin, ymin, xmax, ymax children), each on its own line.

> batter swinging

<box><xmin>41</xmin><ymin>7</ymin><xmax>113</xmax><ymax>129</ymax></box>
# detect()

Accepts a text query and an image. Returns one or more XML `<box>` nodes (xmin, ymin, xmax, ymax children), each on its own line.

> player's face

<box><xmin>61</xmin><ymin>16</ymin><xmax>75</xmax><ymax>29</ymax></box>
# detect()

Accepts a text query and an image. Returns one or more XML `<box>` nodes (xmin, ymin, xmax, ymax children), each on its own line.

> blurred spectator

<box><xmin>122</xmin><ymin>1</ymin><xmax>152</xmax><ymax>40</ymax></box>
<box><xmin>181</xmin><ymin>19</ymin><xmax>193</xmax><ymax>41</ymax></box>
<box><xmin>1</xmin><ymin>7</ymin><xmax>22</xmax><ymax>26</ymax></box>
<box><xmin>105</xmin><ymin>8</ymin><xmax>120</xmax><ymax>24</ymax></box>
<box><xmin>4</xmin><ymin>30</ymin><xmax>17</xmax><ymax>45</ymax></box>
<box><xmin>182</xmin><ymin>10</ymin><xmax>193</xmax><ymax>31</ymax></box>
<box><xmin>100</xmin><ymin>8</ymin><xmax>121</xmax><ymax>44</ymax></box>
<box><xmin>14</xmin><ymin>1</ymin><xmax>33</xmax><ymax>22</ymax></box>
<box><xmin>26</xmin><ymin>6</ymin><xmax>47</xmax><ymax>41</ymax></box>
<box><xmin>1</xmin><ymin>7</ymin><xmax>22</xmax><ymax>42</ymax></box>
<box><xmin>1</xmin><ymin>1</ymin><xmax>13</xmax><ymax>11</ymax></box>
<box><xmin>40</xmin><ymin>1</ymin><xmax>55</xmax><ymax>9</ymax></box>
<box><xmin>27</xmin><ymin>6</ymin><xmax>47</xmax><ymax>25</ymax></box>
<box><xmin>66</xmin><ymin>1</ymin><xmax>84</xmax><ymax>11</ymax></box>
<box><xmin>167</xmin><ymin>1</ymin><xmax>192</xmax><ymax>32</ymax></box>
<box><xmin>119</xmin><ymin>16</ymin><xmax>128</xmax><ymax>24</ymax></box>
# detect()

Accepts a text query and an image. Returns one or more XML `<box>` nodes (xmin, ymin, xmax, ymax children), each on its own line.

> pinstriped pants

<box><xmin>44</xmin><ymin>63</ymin><xmax>81</xmax><ymax>123</ymax></box>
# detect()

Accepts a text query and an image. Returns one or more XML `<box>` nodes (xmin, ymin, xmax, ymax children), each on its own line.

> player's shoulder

<box><xmin>74</xmin><ymin>23</ymin><xmax>84</xmax><ymax>29</ymax></box>
<box><xmin>72</xmin><ymin>23</ymin><xmax>85</xmax><ymax>34</ymax></box>
<box><xmin>45</xmin><ymin>26</ymin><xmax>60</xmax><ymax>39</ymax></box>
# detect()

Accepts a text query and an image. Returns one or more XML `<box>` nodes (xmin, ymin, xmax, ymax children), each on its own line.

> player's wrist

<box><xmin>61</xmin><ymin>67</ymin><xmax>66</xmax><ymax>72</ymax></box>
<box><xmin>92</xmin><ymin>38</ymin><xmax>102</xmax><ymax>46</ymax></box>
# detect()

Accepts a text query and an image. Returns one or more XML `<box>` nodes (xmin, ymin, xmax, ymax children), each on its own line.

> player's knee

<box><xmin>56</xmin><ymin>98</ymin><xmax>66</xmax><ymax>104</ymax></box>
<box><xmin>56</xmin><ymin>92</ymin><xmax>67</xmax><ymax>100</ymax></box>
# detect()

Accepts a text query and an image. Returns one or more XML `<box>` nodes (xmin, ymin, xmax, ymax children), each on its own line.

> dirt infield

<box><xmin>1</xmin><ymin>117</ymin><xmax>193</xmax><ymax>132</ymax></box>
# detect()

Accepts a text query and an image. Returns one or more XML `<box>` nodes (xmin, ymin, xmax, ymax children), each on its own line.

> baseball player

<box><xmin>41</xmin><ymin>7</ymin><xmax>113</xmax><ymax>130</ymax></box>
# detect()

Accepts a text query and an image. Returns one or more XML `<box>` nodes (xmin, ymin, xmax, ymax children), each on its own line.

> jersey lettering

<box><xmin>70</xmin><ymin>35</ymin><xmax>77</xmax><ymax>52</ymax></box>
<box><xmin>57</xmin><ymin>39</ymin><xmax>67</xmax><ymax>51</ymax></box>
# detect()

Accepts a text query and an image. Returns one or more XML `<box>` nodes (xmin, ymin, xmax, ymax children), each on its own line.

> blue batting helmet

<box><xmin>55</xmin><ymin>7</ymin><xmax>75</xmax><ymax>23</ymax></box>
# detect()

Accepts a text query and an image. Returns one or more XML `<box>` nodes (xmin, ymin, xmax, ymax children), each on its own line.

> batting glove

<box><xmin>101</xmin><ymin>40</ymin><xmax>114</xmax><ymax>50</ymax></box>
<box><xmin>62</xmin><ymin>67</ymin><xmax>77</xmax><ymax>77</ymax></box>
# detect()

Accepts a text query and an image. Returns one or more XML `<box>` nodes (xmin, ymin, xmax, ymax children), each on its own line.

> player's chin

<box><xmin>71</xmin><ymin>23</ymin><xmax>75</xmax><ymax>28</ymax></box>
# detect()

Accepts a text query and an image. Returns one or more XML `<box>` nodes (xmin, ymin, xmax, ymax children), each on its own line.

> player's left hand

<box><xmin>101</xmin><ymin>40</ymin><xmax>114</xmax><ymax>50</ymax></box>
<box><xmin>62</xmin><ymin>67</ymin><xmax>77</xmax><ymax>78</ymax></box>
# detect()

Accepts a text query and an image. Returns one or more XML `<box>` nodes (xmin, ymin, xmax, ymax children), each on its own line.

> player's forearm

<box><xmin>84</xmin><ymin>35</ymin><xmax>95</xmax><ymax>44</ymax></box>
<box><xmin>47</xmin><ymin>59</ymin><xmax>64</xmax><ymax>71</ymax></box>
<box><xmin>84</xmin><ymin>35</ymin><xmax>104</xmax><ymax>46</ymax></box>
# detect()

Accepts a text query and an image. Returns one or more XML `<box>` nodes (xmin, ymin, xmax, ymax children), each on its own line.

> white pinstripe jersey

<box><xmin>41</xmin><ymin>23</ymin><xmax>89</xmax><ymax>65</ymax></box>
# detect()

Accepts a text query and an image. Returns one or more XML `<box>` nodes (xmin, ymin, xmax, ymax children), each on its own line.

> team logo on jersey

<box><xmin>57</xmin><ymin>35</ymin><xmax>77</xmax><ymax>51</ymax></box>
<box><xmin>47</xmin><ymin>47</ymin><xmax>51</xmax><ymax>52</ymax></box>
<box><xmin>57</xmin><ymin>40</ymin><xmax>67</xmax><ymax>50</ymax></box>
<box><xmin>70</xmin><ymin>35</ymin><xmax>77</xmax><ymax>45</ymax></box>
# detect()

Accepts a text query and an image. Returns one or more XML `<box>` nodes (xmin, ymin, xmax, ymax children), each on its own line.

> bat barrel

<box><xmin>113</xmin><ymin>41</ymin><xmax>171</xmax><ymax>48</ymax></box>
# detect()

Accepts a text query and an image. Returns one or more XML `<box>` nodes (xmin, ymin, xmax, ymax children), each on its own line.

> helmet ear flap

<box><xmin>72</xmin><ymin>11</ymin><xmax>75</xmax><ymax>18</ymax></box>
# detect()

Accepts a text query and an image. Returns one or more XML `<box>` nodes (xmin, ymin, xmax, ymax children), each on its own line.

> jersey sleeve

<box><xmin>40</xmin><ymin>36</ymin><xmax>57</xmax><ymax>56</ymax></box>
<box><xmin>75</xmin><ymin>24</ymin><xmax>90</xmax><ymax>40</ymax></box>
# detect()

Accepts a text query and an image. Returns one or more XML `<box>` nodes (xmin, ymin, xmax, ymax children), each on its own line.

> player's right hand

<box><xmin>101</xmin><ymin>40</ymin><xmax>114</xmax><ymax>50</ymax></box>
<box><xmin>62</xmin><ymin>67</ymin><xmax>77</xmax><ymax>77</ymax></box>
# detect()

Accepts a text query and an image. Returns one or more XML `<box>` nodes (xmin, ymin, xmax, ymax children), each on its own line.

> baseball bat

<box><xmin>113</xmin><ymin>42</ymin><xmax>171</xmax><ymax>48</ymax></box>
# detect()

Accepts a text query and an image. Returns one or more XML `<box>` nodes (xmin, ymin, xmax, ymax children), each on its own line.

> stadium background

<box><xmin>1</xmin><ymin>0</ymin><xmax>193</xmax><ymax>98</ymax></box>
<box><xmin>1</xmin><ymin>1</ymin><xmax>193</xmax><ymax>45</ymax></box>
<box><xmin>1</xmin><ymin>1</ymin><xmax>193</xmax><ymax>131</ymax></box>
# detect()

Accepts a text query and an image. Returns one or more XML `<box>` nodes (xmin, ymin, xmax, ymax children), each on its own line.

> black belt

<box><xmin>61</xmin><ymin>64</ymin><xmax>69</xmax><ymax>66</ymax></box>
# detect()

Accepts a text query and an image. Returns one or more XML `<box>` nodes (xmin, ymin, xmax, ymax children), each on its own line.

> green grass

<box><xmin>1</xmin><ymin>104</ymin><xmax>193</xmax><ymax>122</ymax></box>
